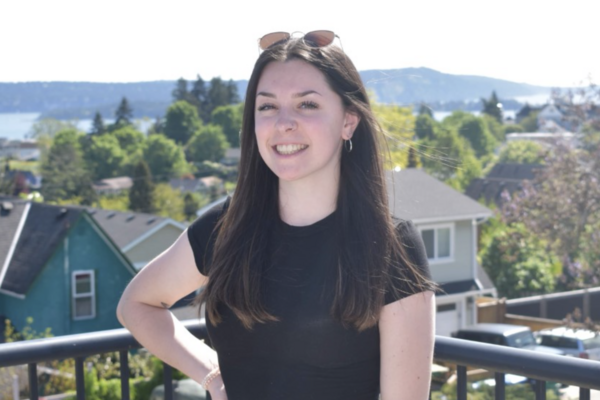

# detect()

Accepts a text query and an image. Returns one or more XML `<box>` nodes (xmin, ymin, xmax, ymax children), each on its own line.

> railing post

<box><xmin>28</xmin><ymin>363</ymin><xmax>39</xmax><ymax>400</ymax></box>
<box><xmin>534</xmin><ymin>379</ymin><xmax>546</xmax><ymax>400</ymax></box>
<box><xmin>580</xmin><ymin>387</ymin><xmax>591</xmax><ymax>400</ymax></box>
<box><xmin>163</xmin><ymin>362</ymin><xmax>174</xmax><ymax>400</ymax></box>
<box><xmin>456</xmin><ymin>365</ymin><xmax>467</xmax><ymax>400</ymax></box>
<box><xmin>119</xmin><ymin>350</ymin><xmax>130</xmax><ymax>400</ymax></box>
<box><xmin>494</xmin><ymin>372</ymin><xmax>505</xmax><ymax>400</ymax></box>
<box><xmin>75</xmin><ymin>356</ymin><xmax>85</xmax><ymax>400</ymax></box>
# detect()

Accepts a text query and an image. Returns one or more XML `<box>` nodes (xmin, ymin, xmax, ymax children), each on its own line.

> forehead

<box><xmin>257</xmin><ymin>59</ymin><xmax>332</xmax><ymax>94</ymax></box>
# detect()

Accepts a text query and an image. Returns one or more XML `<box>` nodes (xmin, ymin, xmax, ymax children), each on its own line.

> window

<box><xmin>72</xmin><ymin>271</ymin><xmax>95</xmax><ymax>320</ymax></box>
<box><xmin>419</xmin><ymin>224</ymin><xmax>453</xmax><ymax>262</ymax></box>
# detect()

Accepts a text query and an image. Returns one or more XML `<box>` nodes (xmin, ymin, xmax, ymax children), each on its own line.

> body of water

<box><xmin>0</xmin><ymin>109</ymin><xmax>519</xmax><ymax>142</ymax></box>
<box><xmin>0</xmin><ymin>113</ymin><xmax>154</xmax><ymax>141</ymax></box>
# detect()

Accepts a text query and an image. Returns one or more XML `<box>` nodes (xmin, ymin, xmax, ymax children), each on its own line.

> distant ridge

<box><xmin>0</xmin><ymin>68</ymin><xmax>556</xmax><ymax>118</ymax></box>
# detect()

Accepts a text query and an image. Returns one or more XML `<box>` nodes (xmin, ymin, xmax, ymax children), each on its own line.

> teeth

<box><xmin>276</xmin><ymin>144</ymin><xmax>307</xmax><ymax>154</ymax></box>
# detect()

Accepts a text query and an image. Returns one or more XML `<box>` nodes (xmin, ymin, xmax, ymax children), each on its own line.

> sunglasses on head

<box><xmin>258</xmin><ymin>30</ymin><xmax>341</xmax><ymax>51</ymax></box>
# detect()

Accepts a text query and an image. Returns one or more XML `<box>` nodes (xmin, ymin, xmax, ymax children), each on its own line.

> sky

<box><xmin>1</xmin><ymin>0</ymin><xmax>598</xmax><ymax>88</ymax></box>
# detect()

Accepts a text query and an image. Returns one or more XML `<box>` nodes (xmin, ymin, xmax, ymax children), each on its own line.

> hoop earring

<box><xmin>344</xmin><ymin>139</ymin><xmax>353</xmax><ymax>153</ymax></box>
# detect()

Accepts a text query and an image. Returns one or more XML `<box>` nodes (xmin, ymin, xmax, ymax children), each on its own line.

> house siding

<box><xmin>0</xmin><ymin>217</ymin><xmax>133</xmax><ymax>337</ymax></box>
<box><xmin>125</xmin><ymin>224</ymin><xmax>183</xmax><ymax>268</ymax></box>
<box><xmin>426</xmin><ymin>220</ymin><xmax>473</xmax><ymax>283</ymax></box>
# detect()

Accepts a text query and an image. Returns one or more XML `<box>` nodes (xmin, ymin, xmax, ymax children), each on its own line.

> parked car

<box><xmin>453</xmin><ymin>323</ymin><xmax>564</xmax><ymax>355</ymax></box>
<box><xmin>536</xmin><ymin>327</ymin><xmax>600</xmax><ymax>361</ymax></box>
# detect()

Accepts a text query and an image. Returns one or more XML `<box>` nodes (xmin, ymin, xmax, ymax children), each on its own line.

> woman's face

<box><xmin>254</xmin><ymin>59</ymin><xmax>358</xmax><ymax>185</ymax></box>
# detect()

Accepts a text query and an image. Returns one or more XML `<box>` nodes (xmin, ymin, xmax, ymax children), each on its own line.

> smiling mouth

<box><xmin>275</xmin><ymin>144</ymin><xmax>308</xmax><ymax>155</ymax></box>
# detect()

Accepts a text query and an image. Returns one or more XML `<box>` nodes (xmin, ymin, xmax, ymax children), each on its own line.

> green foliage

<box><xmin>480</xmin><ymin>220</ymin><xmax>558</xmax><ymax>299</ymax></box>
<box><xmin>194</xmin><ymin>160</ymin><xmax>238</xmax><ymax>181</ymax></box>
<box><xmin>114</xmin><ymin>97</ymin><xmax>133</xmax><ymax>126</ymax></box>
<box><xmin>418</xmin><ymin>103</ymin><xmax>433</xmax><ymax>117</ymax></box>
<box><xmin>373</xmin><ymin>104</ymin><xmax>415</xmax><ymax>168</ymax></box>
<box><xmin>129</xmin><ymin>160</ymin><xmax>155</xmax><ymax>213</ymax></box>
<box><xmin>153</xmin><ymin>183</ymin><xmax>185</xmax><ymax>221</ymax></box>
<box><xmin>520</xmin><ymin>111</ymin><xmax>539</xmax><ymax>132</ymax></box>
<box><xmin>40</xmin><ymin>129</ymin><xmax>97</xmax><ymax>205</ymax></box>
<box><xmin>97</xmin><ymin>192</ymin><xmax>129</xmax><ymax>211</ymax></box>
<box><xmin>183</xmin><ymin>192</ymin><xmax>207</xmax><ymax>221</ymax></box>
<box><xmin>441</xmin><ymin>110</ymin><xmax>472</xmax><ymax>130</ymax></box>
<box><xmin>164</xmin><ymin>100</ymin><xmax>203</xmax><ymax>145</ymax></box>
<box><xmin>90</xmin><ymin>112</ymin><xmax>106</xmax><ymax>135</ymax></box>
<box><xmin>84</xmin><ymin>134</ymin><xmax>128</xmax><ymax>180</ymax></box>
<box><xmin>407</xmin><ymin>146</ymin><xmax>420</xmax><ymax>168</ymax></box>
<box><xmin>112</xmin><ymin>126</ymin><xmax>146</xmax><ymax>154</ymax></box>
<box><xmin>211</xmin><ymin>103</ymin><xmax>243</xmax><ymax>147</ymax></box>
<box><xmin>186</xmin><ymin>124</ymin><xmax>229</xmax><ymax>163</ymax></box>
<box><xmin>132</xmin><ymin>356</ymin><xmax>186</xmax><ymax>400</ymax></box>
<box><xmin>434</xmin><ymin>381</ymin><xmax>560</xmax><ymax>400</ymax></box>
<box><xmin>415</xmin><ymin>114</ymin><xmax>437</xmax><ymax>140</ymax></box>
<box><xmin>142</xmin><ymin>135</ymin><xmax>189</xmax><ymax>182</ymax></box>
<box><xmin>503</xmin><ymin>124</ymin><xmax>525</xmax><ymax>135</ymax></box>
<box><xmin>482</xmin><ymin>114</ymin><xmax>505</xmax><ymax>142</ymax></box>
<box><xmin>458</xmin><ymin>116</ymin><xmax>497</xmax><ymax>158</ymax></box>
<box><xmin>418</xmin><ymin>129</ymin><xmax>482</xmax><ymax>191</ymax></box>
<box><xmin>29</xmin><ymin>118</ymin><xmax>78</xmax><ymax>139</ymax></box>
<box><xmin>481</xmin><ymin>91</ymin><xmax>503</xmax><ymax>123</ymax></box>
<box><xmin>498</xmin><ymin>141</ymin><xmax>546</xmax><ymax>164</ymax></box>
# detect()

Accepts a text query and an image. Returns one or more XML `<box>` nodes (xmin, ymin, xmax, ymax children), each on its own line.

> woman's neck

<box><xmin>278</xmin><ymin>175</ymin><xmax>339</xmax><ymax>227</ymax></box>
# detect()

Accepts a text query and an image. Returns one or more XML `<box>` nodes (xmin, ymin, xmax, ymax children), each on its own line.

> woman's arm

<box><xmin>379</xmin><ymin>290</ymin><xmax>436</xmax><ymax>400</ymax></box>
<box><xmin>116</xmin><ymin>230</ymin><xmax>226</xmax><ymax>398</ymax></box>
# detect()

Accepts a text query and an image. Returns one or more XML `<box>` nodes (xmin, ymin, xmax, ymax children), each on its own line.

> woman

<box><xmin>118</xmin><ymin>30</ymin><xmax>436</xmax><ymax>400</ymax></box>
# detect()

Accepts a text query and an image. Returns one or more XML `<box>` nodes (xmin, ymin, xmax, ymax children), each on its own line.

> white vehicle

<box><xmin>536</xmin><ymin>327</ymin><xmax>600</xmax><ymax>361</ymax></box>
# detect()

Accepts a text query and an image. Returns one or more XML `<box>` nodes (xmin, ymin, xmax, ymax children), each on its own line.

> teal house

<box><xmin>0</xmin><ymin>198</ymin><xmax>136</xmax><ymax>337</ymax></box>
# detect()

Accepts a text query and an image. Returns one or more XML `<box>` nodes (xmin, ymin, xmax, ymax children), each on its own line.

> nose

<box><xmin>275</xmin><ymin>111</ymin><xmax>297</xmax><ymax>133</ymax></box>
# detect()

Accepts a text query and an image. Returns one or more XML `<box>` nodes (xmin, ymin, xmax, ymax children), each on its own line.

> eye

<box><xmin>300</xmin><ymin>101</ymin><xmax>319</xmax><ymax>110</ymax></box>
<box><xmin>257</xmin><ymin>103</ymin><xmax>276</xmax><ymax>112</ymax></box>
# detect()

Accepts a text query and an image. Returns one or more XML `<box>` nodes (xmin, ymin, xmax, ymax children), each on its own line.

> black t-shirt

<box><xmin>187</xmin><ymin>199</ymin><xmax>431</xmax><ymax>400</ymax></box>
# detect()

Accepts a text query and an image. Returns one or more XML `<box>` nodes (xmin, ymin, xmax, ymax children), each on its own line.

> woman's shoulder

<box><xmin>187</xmin><ymin>196</ymin><xmax>231</xmax><ymax>248</ymax></box>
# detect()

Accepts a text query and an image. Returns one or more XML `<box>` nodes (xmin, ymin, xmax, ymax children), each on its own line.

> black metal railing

<box><xmin>1</xmin><ymin>320</ymin><xmax>599</xmax><ymax>400</ymax></box>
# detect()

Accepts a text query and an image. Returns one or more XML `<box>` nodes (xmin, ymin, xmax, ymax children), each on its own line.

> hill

<box><xmin>0</xmin><ymin>68</ymin><xmax>556</xmax><ymax>119</ymax></box>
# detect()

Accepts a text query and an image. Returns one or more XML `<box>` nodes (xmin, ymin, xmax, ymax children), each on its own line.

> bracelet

<box><xmin>201</xmin><ymin>366</ymin><xmax>221</xmax><ymax>390</ymax></box>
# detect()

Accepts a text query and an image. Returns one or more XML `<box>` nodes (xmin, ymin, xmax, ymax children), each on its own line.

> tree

<box><xmin>153</xmin><ymin>183</ymin><xmax>185</xmax><ymax>221</ymax></box>
<box><xmin>183</xmin><ymin>192</ymin><xmax>203</xmax><ymax>221</ymax></box>
<box><xmin>84</xmin><ymin>134</ymin><xmax>128</xmax><ymax>180</ymax></box>
<box><xmin>40</xmin><ymin>129</ymin><xmax>97</xmax><ymax>204</ymax></box>
<box><xmin>164</xmin><ymin>101</ymin><xmax>202</xmax><ymax>145</ymax></box>
<box><xmin>418</xmin><ymin>129</ymin><xmax>482</xmax><ymax>191</ymax></box>
<box><xmin>90</xmin><ymin>112</ymin><xmax>106</xmax><ymax>135</ymax></box>
<box><xmin>190</xmin><ymin>75</ymin><xmax>210</xmax><ymax>122</ymax></box>
<box><xmin>114</xmin><ymin>97</ymin><xmax>133</xmax><ymax>126</ymax></box>
<box><xmin>498</xmin><ymin>141</ymin><xmax>546</xmax><ymax>164</ymax></box>
<box><xmin>142</xmin><ymin>135</ymin><xmax>189</xmax><ymax>182</ymax></box>
<box><xmin>186</xmin><ymin>124</ymin><xmax>229</xmax><ymax>163</ymax></box>
<box><xmin>406</xmin><ymin>147</ymin><xmax>420</xmax><ymax>168</ymax></box>
<box><xmin>112</xmin><ymin>126</ymin><xmax>146</xmax><ymax>155</ymax></box>
<box><xmin>457</xmin><ymin>116</ymin><xmax>497</xmax><ymax>158</ymax></box>
<box><xmin>502</xmin><ymin>142</ymin><xmax>600</xmax><ymax>289</ymax></box>
<box><xmin>481</xmin><ymin>91</ymin><xmax>503</xmax><ymax>123</ymax></box>
<box><xmin>414</xmin><ymin>114</ymin><xmax>437</xmax><ymax>140</ymax></box>
<box><xmin>129</xmin><ymin>160</ymin><xmax>155</xmax><ymax>213</ymax></box>
<box><xmin>211</xmin><ymin>104</ymin><xmax>243</xmax><ymax>147</ymax></box>
<box><xmin>372</xmin><ymin>104</ymin><xmax>416</xmax><ymax>168</ymax></box>
<box><xmin>482</xmin><ymin>114</ymin><xmax>504</xmax><ymax>142</ymax></box>
<box><xmin>29</xmin><ymin>118</ymin><xmax>77</xmax><ymax>139</ymax></box>
<box><xmin>418</xmin><ymin>103</ymin><xmax>433</xmax><ymax>118</ymax></box>
<box><xmin>480</xmin><ymin>221</ymin><xmax>559</xmax><ymax>299</ymax></box>
<box><xmin>520</xmin><ymin>111</ymin><xmax>539</xmax><ymax>132</ymax></box>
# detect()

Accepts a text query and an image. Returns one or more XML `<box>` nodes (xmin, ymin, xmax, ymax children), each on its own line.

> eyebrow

<box><xmin>256</xmin><ymin>90</ymin><xmax>321</xmax><ymax>98</ymax></box>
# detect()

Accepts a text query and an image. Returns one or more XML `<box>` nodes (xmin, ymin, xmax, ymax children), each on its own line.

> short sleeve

<box><xmin>186</xmin><ymin>197</ymin><xmax>230</xmax><ymax>276</ymax></box>
<box><xmin>384</xmin><ymin>220</ymin><xmax>434</xmax><ymax>305</ymax></box>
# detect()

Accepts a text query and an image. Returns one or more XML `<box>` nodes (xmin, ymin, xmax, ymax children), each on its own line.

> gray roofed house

<box><xmin>465</xmin><ymin>163</ymin><xmax>543</xmax><ymax>207</ymax></box>
<box><xmin>387</xmin><ymin>169</ymin><xmax>495</xmax><ymax>336</ymax></box>
<box><xmin>81</xmin><ymin>207</ymin><xmax>188</xmax><ymax>270</ymax></box>
<box><xmin>92</xmin><ymin>176</ymin><xmax>133</xmax><ymax>195</ymax></box>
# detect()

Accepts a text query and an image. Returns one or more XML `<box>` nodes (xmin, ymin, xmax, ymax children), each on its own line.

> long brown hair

<box><xmin>198</xmin><ymin>37</ymin><xmax>435</xmax><ymax>331</ymax></box>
